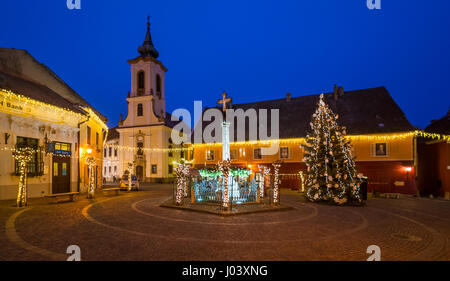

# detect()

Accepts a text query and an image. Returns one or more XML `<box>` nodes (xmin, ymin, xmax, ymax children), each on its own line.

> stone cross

<box><xmin>217</xmin><ymin>91</ymin><xmax>232</xmax><ymax>112</ymax></box>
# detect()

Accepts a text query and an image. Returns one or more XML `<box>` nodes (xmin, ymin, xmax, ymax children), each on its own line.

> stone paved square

<box><xmin>0</xmin><ymin>183</ymin><xmax>449</xmax><ymax>261</ymax></box>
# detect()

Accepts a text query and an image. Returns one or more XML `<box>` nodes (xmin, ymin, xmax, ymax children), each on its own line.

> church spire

<box><xmin>137</xmin><ymin>16</ymin><xmax>159</xmax><ymax>59</ymax></box>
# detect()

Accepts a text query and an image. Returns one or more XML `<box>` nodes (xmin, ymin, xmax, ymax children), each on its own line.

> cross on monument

<box><xmin>217</xmin><ymin>91</ymin><xmax>232</xmax><ymax>112</ymax></box>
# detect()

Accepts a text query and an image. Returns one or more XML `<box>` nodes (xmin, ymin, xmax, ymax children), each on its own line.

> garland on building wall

<box><xmin>304</xmin><ymin>94</ymin><xmax>363</xmax><ymax>206</ymax></box>
<box><xmin>12</xmin><ymin>147</ymin><xmax>35</xmax><ymax>207</ymax></box>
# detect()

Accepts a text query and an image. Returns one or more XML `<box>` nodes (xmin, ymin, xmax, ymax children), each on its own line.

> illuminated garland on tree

<box><xmin>127</xmin><ymin>162</ymin><xmax>134</xmax><ymax>191</ymax></box>
<box><xmin>218</xmin><ymin>160</ymin><xmax>232</xmax><ymax>209</ymax></box>
<box><xmin>272</xmin><ymin>160</ymin><xmax>282</xmax><ymax>204</ymax></box>
<box><xmin>12</xmin><ymin>147</ymin><xmax>35</xmax><ymax>207</ymax></box>
<box><xmin>303</xmin><ymin>94</ymin><xmax>362</xmax><ymax>205</ymax></box>
<box><xmin>258</xmin><ymin>165</ymin><xmax>270</xmax><ymax>198</ymax></box>
<box><xmin>86</xmin><ymin>157</ymin><xmax>96</xmax><ymax>199</ymax></box>
<box><xmin>199</xmin><ymin>168</ymin><xmax>221</xmax><ymax>178</ymax></box>
<box><xmin>299</xmin><ymin>171</ymin><xmax>305</xmax><ymax>192</ymax></box>
<box><xmin>230</xmin><ymin>168</ymin><xmax>252</xmax><ymax>178</ymax></box>
<box><xmin>175</xmin><ymin>163</ymin><xmax>190</xmax><ymax>205</ymax></box>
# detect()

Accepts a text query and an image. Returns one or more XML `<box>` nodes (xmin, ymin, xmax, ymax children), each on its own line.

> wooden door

<box><xmin>52</xmin><ymin>155</ymin><xmax>71</xmax><ymax>194</ymax></box>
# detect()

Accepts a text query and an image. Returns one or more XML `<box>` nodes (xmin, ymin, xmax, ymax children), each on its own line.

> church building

<box><xmin>115</xmin><ymin>18</ymin><xmax>184</xmax><ymax>183</ymax></box>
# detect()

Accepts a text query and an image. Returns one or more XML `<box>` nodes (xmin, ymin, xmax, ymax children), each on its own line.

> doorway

<box><xmin>136</xmin><ymin>165</ymin><xmax>144</xmax><ymax>181</ymax></box>
<box><xmin>52</xmin><ymin>155</ymin><xmax>71</xmax><ymax>194</ymax></box>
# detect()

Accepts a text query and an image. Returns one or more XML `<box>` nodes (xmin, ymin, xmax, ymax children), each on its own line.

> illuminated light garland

<box><xmin>81</xmin><ymin>106</ymin><xmax>109</xmax><ymax>131</ymax></box>
<box><xmin>304</xmin><ymin>94</ymin><xmax>362</xmax><ymax>205</ymax></box>
<box><xmin>86</xmin><ymin>157</ymin><xmax>96</xmax><ymax>199</ymax></box>
<box><xmin>104</xmin><ymin>143</ymin><xmax>192</xmax><ymax>153</ymax></box>
<box><xmin>230</xmin><ymin>168</ymin><xmax>252</xmax><ymax>178</ymax></box>
<box><xmin>102</xmin><ymin>130</ymin><xmax>448</xmax><ymax>155</ymax></box>
<box><xmin>218</xmin><ymin>160</ymin><xmax>232</xmax><ymax>209</ymax></box>
<box><xmin>174</xmin><ymin>163</ymin><xmax>190</xmax><ymax>205</ymax></box>
<box><xmin>127</xmin><ymin>162</ymin><xmax>134</xmax><ymax>191</ymax></box>
<box><xmin>415</xmin><ymin>130</ymin><xmax>450</xmax><ymax>141</ymax></box>
<box><xmin>258</xmin><ymin>165</ymin><xmax>270</xmax><ymax>198</ymax></box>
<box><xmin>272</xmin><ymin>160</ymin><xmax>282</xmax><ymax>205</ymax></box>
<box><xmin>0</xmin><ymin>88</ymin><xmax>84</xmax><ymax>123</ymax></box>
<box><xmin>190</xmin><ymin>130</ymin><xmax>450</xmax><ymax>148</ymax></box>
<box><xmin>12</xmin><ymin>147</ymin><xmax>34</xmax><ymax>207</ymax></box>
<box><xmin>199</xmin><ymin>168</ymin><xmax>221</xmax><ymax>178</ymax></box>
<box><xmin>299</xmin><ymin>171</ymin><xmax>305</xmax><ymax>192</ymax></box>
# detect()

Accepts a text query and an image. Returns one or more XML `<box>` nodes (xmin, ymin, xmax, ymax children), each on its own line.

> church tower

<box><xmin>117</xmin><ymin>17</ymin><xmax>179</xmax><ymax>183</ymax></box>
<box><xmin>122</xmin><ymin>16</ymin><xmax>167</xmax><ymax>127</ymax></box>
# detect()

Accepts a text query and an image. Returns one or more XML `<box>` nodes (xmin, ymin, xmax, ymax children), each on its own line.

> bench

<box><xmin>379</xmin><ymin>193</ymin><xmax>400</xmax><ymax>199</ymax></box>
<box><xmin>45</xmin><ymin>192</ymin><xmax>80</xmax><ymax>203</ymax></box>
<box><xmin>102</xmin><ymin>188</ymin><xmax>120</xmax><ymax>196</ymax></box>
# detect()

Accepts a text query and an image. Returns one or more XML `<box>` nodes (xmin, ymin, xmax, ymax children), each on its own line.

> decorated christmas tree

<box><xmin>303</xmin><ymin>94</ymin><xmax>363</xmax><ymax>205</ymax></box>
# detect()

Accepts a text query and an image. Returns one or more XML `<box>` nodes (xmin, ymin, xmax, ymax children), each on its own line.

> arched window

<box><xmin>156</xmin><ymin>74</ymin><xmax>161</xmax><ymax>98</ymax></box>
<box><xmin>137</xmin><ymin>103</ymin><xmax>143</xmax><ymax>116</ymax></box>
<box><xmin>137</xmin><ymin>71</ymin><xmax>145</xmax><ymax>92</ymax></box>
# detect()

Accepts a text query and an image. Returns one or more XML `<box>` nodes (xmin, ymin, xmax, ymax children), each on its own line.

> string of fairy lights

<box><xmin>174</xmin><ymin>163</ymin><xmax>190</xmax><ymax>205</ymax></box>
<box><xmin>102</xmin><ymin>130</ymin><xmax>449</xmax><ymax>154</ymax></box>
<box><xmin>218</xmin><ymin>160</ymin><xmax>232</xmax><ymax>209</ymax></box>
<box><xmin>272</xmin><ymin>160</ymin><xmax>282</xmax><ymax>205</ymax></box>
<box><xmin>12</xmin><ymin>147</ymin><xmax>35</xmax><ymax>207</ymax></box>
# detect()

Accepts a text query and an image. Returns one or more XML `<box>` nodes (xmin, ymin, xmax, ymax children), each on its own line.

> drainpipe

<box><xmin>77</xmin><ymin>112</ymin><xmax>90</xmax><ymax>192</ymax></box>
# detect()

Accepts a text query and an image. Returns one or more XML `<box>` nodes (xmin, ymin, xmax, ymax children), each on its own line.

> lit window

<box><xmin>280</xmin><ymin>147</ymin><xmax>289</xmax><ymax>159</ymax></box>
<box><xmin>253</xmin><ymin>148</ymin><xmax>262</xmax><ymax>160</ymax></box>
<box><xmin>206</xmin><ymin>150</ymin><xmax>215</xmax><ymax>161</ymax></box>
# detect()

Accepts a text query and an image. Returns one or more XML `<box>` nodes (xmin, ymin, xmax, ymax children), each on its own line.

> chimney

<box><xmin>333</xmin><ymin>84</ymin><xmax>338</xmax><ymax>100</ymax></box>
<box><xmin>286</xmin><ymin>92</ymin><xmax>291</xmax><ymax>102</ymax></box>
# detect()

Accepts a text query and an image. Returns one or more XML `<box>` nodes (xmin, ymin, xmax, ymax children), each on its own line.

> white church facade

<box><xmin>115</xmin><ymin>18</ymin><xmax>184</xmax><ymax>183</ymax></box>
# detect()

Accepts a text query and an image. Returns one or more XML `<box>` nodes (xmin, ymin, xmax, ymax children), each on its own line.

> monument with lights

<box><xmin>166</xmin><ymin>92</ymin><xmax>287</xmax><ymax>214</ymax></box>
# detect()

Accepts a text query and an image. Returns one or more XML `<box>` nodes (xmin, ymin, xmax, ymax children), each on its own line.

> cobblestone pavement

<box><xmin>0</xmin><ymin>184</ymin><xmax>449</xmax><ymax>261</ymax></box>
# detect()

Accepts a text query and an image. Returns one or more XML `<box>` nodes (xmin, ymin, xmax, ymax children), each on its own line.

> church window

<box><xmin>152</xmin><ymin>165</ymin><xmax>157</xmax><ymax>174</ymax></box>
<box><xmin>137</xmin><ymin>71</ymin><xmax>145</xmax><ymax>91</ymax></box>
<box><xmin>156</xmin><ymin>74</ymin><xmax>162</xmax><ymax>98</ymax></box>
<box><xmin>137</xmin><ymin>104</ymin><xmax>143</xmax><ymax>116</ymax></box>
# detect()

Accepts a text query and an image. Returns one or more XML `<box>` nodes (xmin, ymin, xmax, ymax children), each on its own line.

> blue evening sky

<box><xmin>1</xmin><ymin>0</ymin><xmax>449</xmax><ymax>129</ymax></box>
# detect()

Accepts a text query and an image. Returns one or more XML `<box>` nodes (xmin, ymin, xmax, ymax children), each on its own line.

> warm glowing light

<box><xmin>86</xmin><ymin>148</ymin><xmax>93</xmax><ymax>154</ymax></box>
<box><xmin>405</xmin><ymin>167</ymin><xmax>412</xmax><ymax>172</ymax></box>
<box><xmin>248</xmin><ymin>164</ymin><xmax>252</xmax><ymax>168</ymax></box>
